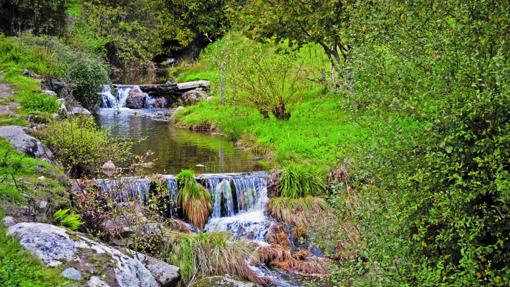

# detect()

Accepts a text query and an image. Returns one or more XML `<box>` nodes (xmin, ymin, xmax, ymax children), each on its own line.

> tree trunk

<box><xmin>272</xmin><ymin>102</ymin><xmax>291</xmax><ymax>120</ymax></box>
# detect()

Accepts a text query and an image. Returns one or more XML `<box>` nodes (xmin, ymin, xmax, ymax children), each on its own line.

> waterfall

<box><xmin>89</xmin><ymin>172</ymin><xmax>273</xmax><ymax>240</ymax></box>
<box><xmin>100</xmin><ymin>85</ymin><xmax>154</xmax><ymax>109</ymax></box>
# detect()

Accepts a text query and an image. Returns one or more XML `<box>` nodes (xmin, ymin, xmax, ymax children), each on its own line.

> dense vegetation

<box><xmin>0</xmin><ymin>0</ymin><xmax>508</xmax><ymax>286</ymax></box>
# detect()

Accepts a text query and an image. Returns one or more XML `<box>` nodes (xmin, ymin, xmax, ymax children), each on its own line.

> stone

<box><xmin>126</xmin><ymin>90</ymin><xmax>147</xmax><ymax>109</ymax></box>
<box><xmin>154</xmin><ymin>97</ymin><xmax>167</xmax><ymax>108</ymax></box>
<box><xmin>62</xmin><ymin>267</ymin><xmax>82</xmax><ymax>281</ymax></box>
<box><xmin>191</xmin><ymin>276</ymin><xmax>256</xmax><ymax>287</ymax></box>
<box><xmin>2</xmin><ymin>216</ymin><xmax>15</xmax><ymax>227</ymax></box>
<box><xmin>0</xmin><ymin>126</ymin><xmax>53</xmax><ymax>160</ymax></box>
<box><xmin>180</xmin><ymin>88</ymin><xmax>209</xmax><ymax>106</ymax></box>
<box><xmin>177</xmin><ymin>80</ymin><xmax>210</xmax><ymax>91</ymax></box>
<box><xmin>38</xmin><ymin>200</ymin><xmax>48</xmax><ymax>209</ymax></box>
<box><xmin>88</xmin><ymin>276</ymin><xmax>110</xmax><ymax>287</ymax></box>
<box><xmin>128</xmin><ymin>251</ymin><xmax>180</xmax><ymax>287</ymax></box>
<box><xmin>8</xmin><ymin>223</ymin><xmax>163</xmax><ymax>287</ymax></box>
<box><xmin>69</xmin><ymin>107</ymin><xmax>92</xmax><ymax>116</ymax></box>
<box><xmin>42</xmin><ymin>90</ymin><xmax>58</xmax><ymax>97</ymax></box>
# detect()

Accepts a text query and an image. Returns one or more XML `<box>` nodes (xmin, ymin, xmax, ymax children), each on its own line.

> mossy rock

<box><xmin>191</xmin><ymin>276</ymin><xmax>256</xmax><ymax>287</ymax></box>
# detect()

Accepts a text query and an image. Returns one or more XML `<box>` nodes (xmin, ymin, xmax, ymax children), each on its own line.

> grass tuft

<box><xmin>279</xmin><ymin>164</ymin><xmax>327</xmax><ymax>198</ymax></box>
<box><xmin>176</xmin><ymin>169</ymin><xmax>212</xmax><ymax>229</ymax></box>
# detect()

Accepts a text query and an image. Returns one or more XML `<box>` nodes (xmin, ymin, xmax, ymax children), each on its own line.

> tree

<box><xmin>234</xmin><ymin>0</ymin><xmax>355</xmax><ymax>83</ymax></box>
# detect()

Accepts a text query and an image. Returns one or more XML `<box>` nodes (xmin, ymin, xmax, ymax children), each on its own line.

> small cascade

<box><xmin>100</xmin><ymin>85</ymin><xmax>155</xmax><ymax>109</ymax></box>
<box><xmin>165</xmin><ymin>176</ymin><xmax>179</xmax><ymax>218</ymax></box>
<box><xmin>95</xmin><ymin>177</ymin><xmax>151</xmax><ymax>203</ymax></box>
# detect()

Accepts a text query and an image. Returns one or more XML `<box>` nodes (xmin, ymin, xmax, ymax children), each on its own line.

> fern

<box><xmin>53</xmin><ymin>208</ymin><xmax>83</xmax><ymax>231</ymax></box>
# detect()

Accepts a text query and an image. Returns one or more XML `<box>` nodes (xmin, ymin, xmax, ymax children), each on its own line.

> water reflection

<box><xmin>95</xmin><ymin>109</ymin><xmax>264</xmax><ymax>174</ymax></box>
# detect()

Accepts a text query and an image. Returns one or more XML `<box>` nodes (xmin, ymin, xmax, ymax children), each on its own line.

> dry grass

<box><xmin>256</xmin><ymin>244</ymin><xmax>330</xmax><ymax>276</ymax></box>
<box><xmin>267</xmin><ymin>196</ymin><xmax>330</xmax><ymax>231</ymax></box>
<box><xmin>169</xmin><ymin>232</ymin><xmax>269</xmax><ymax>285</ymax></box>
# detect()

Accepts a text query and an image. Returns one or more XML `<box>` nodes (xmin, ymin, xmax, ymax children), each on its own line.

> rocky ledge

<box><xmin>8</xmin><ymin>222</ymin><xmax>180</xmax><ymax>287</ymax></box>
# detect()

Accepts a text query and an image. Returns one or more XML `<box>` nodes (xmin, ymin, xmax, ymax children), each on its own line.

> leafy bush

<box><xmin>176</xmin><ymin>169</ymin><xmax>212</xmax><ymax>229</ymax></box>
<box><xmin>279</xmin><ymin>164</ymin><xmax>327</xmax><ymax>198</ymax></box>
<box><xmin>39</xmin><ymin>116</ymin><xmax>132</xmax><ymax>178</ymax></box>
<box><xmin>66</xmin><ymin>56</ymin><xmax>109</xmax><ymax>109</ymax></box>
<box><xmin>168</xmin><ymin>232</ymin><xmax>265</xmax><ymax>285</ymax></box>
<box><xmin>53</xmin><ymin>208</ymin><xmax>83</xmax><ymax>231</ymax></box>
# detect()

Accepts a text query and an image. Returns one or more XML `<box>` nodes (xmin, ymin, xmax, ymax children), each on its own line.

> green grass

<box><xmin>173</xmin><ymin>34</ymin><xmax>421</xmax><ymax>169</ymax></box>
<box><xmin>176</xmin><ymin>169</ymin><xmax>212</xmax><ymax>229</ymax></box>
<box><xmin>0</xmin><ymin>213</ymin><xmax>68</xmax><ymax>286</ymax></box>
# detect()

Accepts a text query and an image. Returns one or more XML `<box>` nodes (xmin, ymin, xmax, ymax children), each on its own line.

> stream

<box><xmin>94</xmin><ymin>85</ymin><xmax>325</xmax><ymax>287</ymax></box>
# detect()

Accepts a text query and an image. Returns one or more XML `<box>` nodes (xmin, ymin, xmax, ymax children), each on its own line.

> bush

<box><xmin>176</xmin><ymin>169</ymin><xmax>212</xmax><ymax>229</ymax></box>
<box><xmin>39</xmin><ymin>116</ymin><xmax>132</xmax><ymax>178</ymax></box>
<box><xmin>53</xmin><ymin>208</ymin><xmax>83</xmax><ymax>231</ymax></box>
<box><xmin>66</xmin><ymin>56</ymin><xmax>109</xmax><ymax>110</ymax></box>
<box><xmin>279</xmin><ymin>164</ymin><xmax>327</xmax><ymax>198</ymax></box>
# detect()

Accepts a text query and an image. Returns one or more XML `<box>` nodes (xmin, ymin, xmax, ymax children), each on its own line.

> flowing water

<box><xmin>96</xmin><ymin>85</ymin><xmax>264</xmax><ymax>174</ymax></box>
<box><xmin>94</xmin><ymin>85</ymin><xmax>319</xmax><ymax>286</ymax></box>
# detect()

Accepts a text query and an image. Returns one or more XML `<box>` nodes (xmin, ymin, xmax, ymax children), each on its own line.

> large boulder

<box><xmin>180</xmin><ymin>88</ymin><xmax>209</xmax><ymax>106</ymax></box>
<box><xmin>8</xmin><ymin>222</ymin><xmax>179</xmax><ymax>287</ymax></box>
<box><xmin>126</xmin><ymin>90</ymin><xmax>147</xmax><ymax>109</ymax></box>
<box><xmin>128</xmin><ymin>251</ymin><xmax>180</xmax><ymax>287</ymax></box>
<box><xmin>0</xmin><ymin>126</ymin><xmax>53</xmax><ymax>160</ymax></box>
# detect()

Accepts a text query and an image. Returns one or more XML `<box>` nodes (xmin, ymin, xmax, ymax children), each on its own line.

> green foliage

<box><xmin>279</xmin><ymin>164</ymin><xmax>327</xmax><ymax>198</ymax></box>
<box><xmin>0</xmin><ymin>217</ymin><xmax>67</xmax><ymax>286</ymax></box>
<box><xmin>0</xmin><ymin>138</ymin><xmax>65</xmax><ymax>203</ymax></box>
<box><xmin>234</xmin><ymin>0</ymin><xmax>354</xmax><ymax>80</ymax></box>
<box><xmin>0</xmin><ymin>0</ymin><xmax>67</xmax><ymax>36</ymax></box>
<box><xmin>0</xmin><ymin>35</ymin><xmax>109</xmax><ymax>110</ymax></box>
<box><xmin>53</xmin><ymin>208</ymin><xmax>83</xmax><ymax>231</ymax></box>
<box><xmin>39</xmin><ymin>116</ymin><xmax>132</xmax><ymax>178</ymax></box>
<box><xmin>67</xmin><ymin>57</ymin><xmax>109</xmax><ymax>109</ymax></box>
<box><xmin>168</xmin><ymin>231</ymin><xmax>260</xmax><ymax>285</ymax></box>
<box><xmin>176</xmin><ymin>169</ymin><xmax>212</xmax><ymax>229</ymax></box>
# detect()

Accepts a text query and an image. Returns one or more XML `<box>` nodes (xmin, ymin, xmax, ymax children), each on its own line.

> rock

<box><xmin>62</xmin><ymin>267</ymin><xmax>82</xmax><ymax>281</ymax></box>
<box><xmin>128</xmin><ymin>251</ymin><xmax>180</xmax><ymax>287</ymax></box>
<box><xmin>180</xmin><ymin>88</ymin><xmax>209</xmax><ymax>106</ymax></box>
<box><xmin>43</xmin><ymin>78</ymin><xmax>68</xmax><ymax>95</ymax></box>
<box><xmin>88</xmin><ymin>276</ymin><xmax>110</xmax><ymax>287</ymax></box>
<box><xmin>177</xmin><ymin>80</ymin><xmax>210</xmax><ymax>91</ymax></box>
<box><xmin>2</xmin><ymin>216</ymin><xmax>15</xmax><ymax>227</ymax></box>
<box><xmin>154</xmin><ymin>97</ymin><xmax>167</xmax><ymax>108</ymax></box>
<box><xmin>126</xmin><ymin>90</ymin><xmax>147</xmax><ymax>109</ymax></box>
<box><xmin>69</xmin><ymin>107</ymin><xmax>92</xmax><ymax>116</ymax></box>
<box><xmin>191</xmin><ymin>276</ymin><xmax>256</xmax><ymax>287</ymax></box>
<box><xmin>8</xmin><ymin>223</ymin><xmax>162</xmax><ymax>287</ymax></box>
<box><xmin>0</xmin><ymin>126</ymin><xmax>53</xmax><ymax>160</ymax></box>
<box><xmin>42</xmin><ymin>90</ymin><xmax>57</xmax><ymax>97</ymax></box>
<box><xmin>38</xmin><ymin>200</ymin><xmax>48</xmax><ymax>209</ymax></box>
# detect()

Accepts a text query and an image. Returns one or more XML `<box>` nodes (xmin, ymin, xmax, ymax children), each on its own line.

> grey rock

<box><xmin>180</xmin><ymin>88</ymin><xmax>209</xmax><ymax>106</ymax></box>
<box><xmin>38</xmin><ymin>200</ymin><xmax>48</xmax><ymax>209</ymax></box>
<box><xmin>88</xmin><ymin>276</ymin><xmax>110</xmax><ymax>287</ymax></box>
<box><xmin>0</xmin><ymin>126</ymin><xmax>53</xmax><ymax>159</ymax></box>
<box><xmin>42</xmin><ymin>90</ymin><xmax>58</xmax><ymax>97</ymax></box>
<box><xmin>177</xmin><ymin>80</ymin><xmax>210</xmax><ymax>91</ymax></box>
<box><xmin>129</xmin><ymin>251</ymin><xmax>180</xmax><ymax>287</ymax></box>
<box><xmin>8</xmin><ymin>223</ymin><xmax>159</xmax><ymax>287</ymax></box>
<box><xmin>2</xmin><ymin>216</ymin><xmax>15</xmax><ymax>227</ymax></box>
<box><xmin>69</xmin><ymin>107</ymin><xmax>91</xmax><ymax>116</ymax></box>
<box><xmin>62</xmin><ymin>267</ymin><xmax>82</xmax><ymax>281</ymax></box>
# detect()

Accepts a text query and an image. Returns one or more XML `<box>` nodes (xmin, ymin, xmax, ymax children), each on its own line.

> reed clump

<box><xmin>279</xmin><ymin>164</ymin><xmax>327</xmax><ymax>198</ymax></box>
<box><xmin>168</xmin><ymin>232</ymin><xmax>268</xmax><ymax>285</ymax></box>
<box><xmin>176</xmin><ymin>169</ymin><xmax>212</xmax><ymax>229</ymax></box>
<box><xmin>268</xmin><ymin>196</ymin><xmax>330</xmax><ymax>231</ymax></box>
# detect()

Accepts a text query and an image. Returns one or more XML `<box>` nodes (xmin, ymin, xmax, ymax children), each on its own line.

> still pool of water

<box><xmin>95</xmin><ymin>109</ymin><xmax>264</xmax><ymax>174</ymax></box>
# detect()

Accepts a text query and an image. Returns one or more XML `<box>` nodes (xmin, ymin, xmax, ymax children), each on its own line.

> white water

<box><xmin>100</xmin><ymin>85</ymin><xmax>155</xmax><ymax>109</ymax></box>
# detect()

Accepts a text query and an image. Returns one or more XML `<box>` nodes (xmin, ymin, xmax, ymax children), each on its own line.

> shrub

<box><xmin>279</xmin><ymin>164</ymin><xmax>327</xmax><ymax>198</ymax></box>
<box><xmin>168</xmin><ymin>231</ymin><xmax>266</xmax><ymax>285</ymax></box>
<box><xmin>39</xmin><ymin>116</ymin><xmax>132</xmax><ymax>178</ymax></box>
<box><xmin>66</xmin><ymin>56</ymin><xmax>109</xmax><ymax>110</ymax></box>
<box><xmin>53</xmin><ymin>208</ymin><xmax>83</xmax><ymax>231</ymax></box>
<box><xmin>175</xmin><ymin>169</ymin><xmax>212</xmax><ymax>229</ymax></box>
